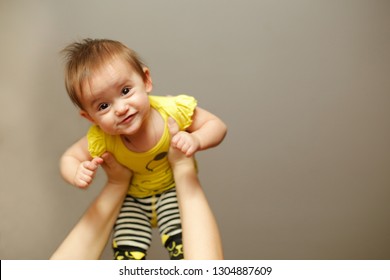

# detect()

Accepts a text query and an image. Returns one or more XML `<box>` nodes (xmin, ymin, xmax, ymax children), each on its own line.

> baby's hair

<box><xmin>61</xmin><ymin>38</ymin><xmax>147</xmax><ymax>109</ymax></box>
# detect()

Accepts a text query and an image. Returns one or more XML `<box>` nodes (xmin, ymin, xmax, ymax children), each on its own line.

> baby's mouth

<box><xmin>120</xmin><ymin>113</ymin><xmax>136</xmax><ymax>124</ymax></box>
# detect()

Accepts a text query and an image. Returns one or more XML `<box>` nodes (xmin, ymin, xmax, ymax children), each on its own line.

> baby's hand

<box><xmin>170</xmin><ymin>131</ymin><xmax>200</xmax><ymax>157</ymax></box>
<box><xmin>73</xmin><ymin>157</ymin><xmax>103</xmax><ymax>188</ymax></box>
<box><xmin>167</xmin><ymin>117</ymin><xmax>195</xmax><ymax>167</ymax></box>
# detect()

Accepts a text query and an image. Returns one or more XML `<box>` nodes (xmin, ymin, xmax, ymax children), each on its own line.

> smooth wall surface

<box><xmin>1</xmin><ymin>0</ymin><xmax>389</xmax><ymax>259</ymax></box>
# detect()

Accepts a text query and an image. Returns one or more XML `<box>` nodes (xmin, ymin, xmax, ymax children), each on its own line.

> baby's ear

<box><xmin>80</xmin><ymin>110</ymin><xmax>95</xmax><ymax>123</ymax></box>
<box><xmin>143</xmin><ymin>67</ymin><xmax>153</xmax><ymax>93</ymax></box>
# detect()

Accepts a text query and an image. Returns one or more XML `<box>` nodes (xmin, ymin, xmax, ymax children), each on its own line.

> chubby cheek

<box><xmin>136</xmin><ymin>95</ymin><xmax>151</xmax><ymax>115</ymax></box>
<box><xmin>94</xmin><ymin>116</ymin><xmax>117</xmax><ymax>133</ymax></box>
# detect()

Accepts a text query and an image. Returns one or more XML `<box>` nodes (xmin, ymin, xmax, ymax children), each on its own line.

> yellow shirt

<box><xmin>87</xmin><ymin>95</ymin><xmax>197</xmax><ymax>198</ymax></box>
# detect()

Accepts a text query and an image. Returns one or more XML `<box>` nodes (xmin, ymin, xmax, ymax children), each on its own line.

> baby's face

<box><xmin>78</xmin><ymin>57</ymin><xmax>153</xmax><ymax>136</ymax></box>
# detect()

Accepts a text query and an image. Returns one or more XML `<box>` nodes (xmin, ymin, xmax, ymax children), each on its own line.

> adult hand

<box><xmin>101</xmin><ymin>152</ymin><xmax>132</xmax><ymax>186</ymax></box>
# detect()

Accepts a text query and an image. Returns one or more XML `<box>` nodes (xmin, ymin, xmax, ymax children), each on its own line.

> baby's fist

<box><xmin>73</xmin><ymin>157</ymin><xmax>103</xmax><ymax>188</ymax></box>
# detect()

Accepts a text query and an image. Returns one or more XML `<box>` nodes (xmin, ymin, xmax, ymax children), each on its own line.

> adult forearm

<box><xmin>50</xmin><ymin>181</ymin><xmax>128</xmax><ymax>260</ymax></box>
<box><xmin>173</xmin><ymin>164</ymin><xmax>224</xmax><ymax>260</ymax></box>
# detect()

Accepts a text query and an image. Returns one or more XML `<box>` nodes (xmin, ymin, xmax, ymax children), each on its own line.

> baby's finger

<box><xmin>176</xmin><ymin>137</ymin><xmax>188</xmax><ymax>150</ymax></box>
<box><xmin>170</xmin><ymin>134</ymin><xmax>179</xmax><ymax>146</ymax></box>
<box><xmin>74</xmin><ymin>177</ymin><xmax>90</xmax><ymax>189</ymax></box>
<box><xmin>180</xmin><ymin>142</ymin><xmax>190</xmax><ymax>153</ymax></box>
<box><xmin>185</xmin><ymin>146</ymin><xmax>197</xmax><ymax>157</ymax></box>
<box><xmin>80</xmin><ymin>170</ymin><xmax>94</xmax><ymax>181</ymax></box>
<box><xmin>82</xmin><ymin>159</ymin><xmax>101</xmax><ymax>171</ymax></box>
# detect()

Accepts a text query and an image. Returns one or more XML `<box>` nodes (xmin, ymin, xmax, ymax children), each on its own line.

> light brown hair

<box><xmin>61</xmin><ymin>38</ymin><xmax>147</xmax><ymax>109</ymax></box>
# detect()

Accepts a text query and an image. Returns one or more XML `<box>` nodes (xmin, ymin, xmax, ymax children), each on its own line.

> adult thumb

<box><xmin>101</xmin><ymin>152</ymin><xmax>115</xmax><ymax>167</ymax></box>
<box><xmin>167</xmin><ymin>117</ymin><xmax>180</xmax><ymax>137</ymax></box>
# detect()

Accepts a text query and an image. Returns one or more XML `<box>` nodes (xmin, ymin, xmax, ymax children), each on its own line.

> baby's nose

<box><xmin>115</xmin><ymin>103</ymin><xmax>129</xmax><ymax>115</ymax></box>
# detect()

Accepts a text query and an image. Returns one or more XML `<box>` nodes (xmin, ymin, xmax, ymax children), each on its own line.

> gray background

<box><xmin>1</xmin><ymin>0</ymin><xmax>389</xmax><ymax>260</ymax></box>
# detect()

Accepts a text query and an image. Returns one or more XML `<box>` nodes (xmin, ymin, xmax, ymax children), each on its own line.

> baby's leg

<box><xmin>112</xmin><ymin>195</ymin><xmax>153</xmax><ymax>260</ymax></box>
<box><xmin>156</xmin><ymin>188</ymin><xmax>184</xmax><ymax>260</ymax></box>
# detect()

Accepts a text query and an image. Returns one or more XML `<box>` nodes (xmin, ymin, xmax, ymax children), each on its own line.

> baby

<box><xmin>60</xmin><ymin>38</ymin><xmax>227</xmax><ymax>259</ymax></box>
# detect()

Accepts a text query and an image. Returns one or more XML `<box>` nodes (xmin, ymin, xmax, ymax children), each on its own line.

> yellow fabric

<box><xmin>161</xmin><ymin>234</ymin><xmax>170</xmax><ymax>245</ymax></box>
<box><xmin>87</xmin><ymin>95</ymin><xmax>197</xmax><ymax>198</ymax></box>
<box><xmin>150</xmin><ymin>195</ymin><xmax>158</xmax><ymax>228</ymax></box>
<box><xmin>128</xmin><ymin>251</ymin><xmax>146</xmax><ymax>260</ymax></box>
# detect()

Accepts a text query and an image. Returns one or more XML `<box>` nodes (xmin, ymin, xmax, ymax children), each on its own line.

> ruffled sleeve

<box><xmin>170</xmin><ymin>95</ymin><xmax>197</xmax><ymax>130</ymax></box>
<box><xmin>87</xmin><ymin>125</ymin><xmax>107</xmax><ymax>157</ymax></box>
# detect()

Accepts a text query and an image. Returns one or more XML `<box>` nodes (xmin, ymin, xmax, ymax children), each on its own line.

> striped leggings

<box><xmin>112</xmin><ymin>187</ymin><xmax>184</xmax><ymax>260</ymax></box>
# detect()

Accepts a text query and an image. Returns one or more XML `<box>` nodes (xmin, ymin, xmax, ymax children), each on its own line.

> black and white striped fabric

<box><xmin>113</xmin><ymin>187</ymin><xmax>182</xmax><ymax>253</ymax></box>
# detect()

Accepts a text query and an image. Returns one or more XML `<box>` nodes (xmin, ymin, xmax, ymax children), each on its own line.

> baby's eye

<box><xmin>121</xmin><ymin>87</ymin><xmax>131</xmax><ymax>95</ymax></box>
<box><xmin>98</xmin><ymin>103</ymin><xmax>109</xmax><ymax>111</ymax></box>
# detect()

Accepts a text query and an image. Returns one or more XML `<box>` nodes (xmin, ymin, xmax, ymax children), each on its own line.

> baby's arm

<box><xmin>60</xmin><ymin>136</ymin><xmax>102</xmax><ymax>189</ymax></box>
<box><xmin>171</xmin><ymin>107</ymin><xmax>227</xmax><ymax>156</ymax></box>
